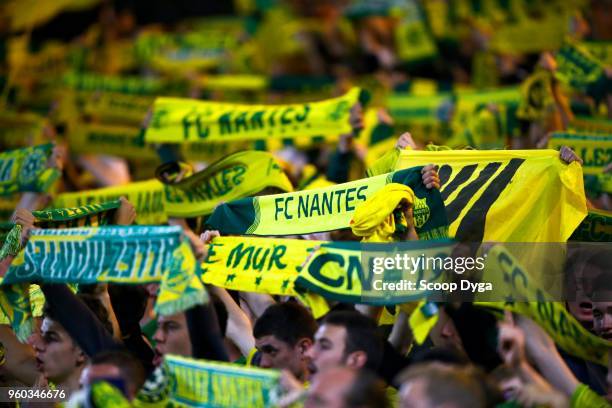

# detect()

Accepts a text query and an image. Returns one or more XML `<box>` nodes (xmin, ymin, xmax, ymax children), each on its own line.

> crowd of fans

<box><xmin>0</xmin><ymin>0</ymin><xmax>611</xmax><ymax>407</ymax></box>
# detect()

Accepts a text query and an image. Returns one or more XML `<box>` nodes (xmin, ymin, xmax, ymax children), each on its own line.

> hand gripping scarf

<box><xmin>0</xmin><ymin>143</ymin><xmax>60</xmax><ymax>196</ymax></box>
<box><xmin>205</xmin><ymin>166</ymin><xmax>448</xmax><ymax>240</ymax></box>
<box><xmin>350</xmin><ymin>183</ymin><xmax>416</xmax><ymax>242</ymax></box>
<box><xmin>547</xmin><ymin>132</ymin><xmax>611</xmax><ymax>176</ymax></box>
<box><xmin>159</xmin><ymin>150</ymin><xmax>293</xmax><ymax>218</ymax></box>
<box><xmin>0</xmin><ymin>200</ymin><xmax>125</xmax><ymax>335</ymax></box>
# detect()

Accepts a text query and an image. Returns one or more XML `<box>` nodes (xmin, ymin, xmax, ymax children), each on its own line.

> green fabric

<box><xmin>33</xmin><ymin>199</ymin><xmax>122</xmax><ymax>228</ymax></box>
<box><xmin>160</xmin><ymin>151</ymin><xmax>293</xmax><ymax>218</ymax></box>
<box><xmin>0</xmin><ymin>143</ymin><xmax>60</xmax><ymax>196</ymax></box>
<box><xmin>556</xmin><ymin>40</ymin><xmax>609</xmax><ymax>102</ymax></box>
<box><xmin>0</xmin><ymin>224</ymin><xmax>21</xmax><ymax>261</ymax></box>
<box><xmin>294</xmin><ymin>240</ymin><xmax>455</xmax><ymax>305</ymax></box>
<box><xmin>570</xmin><ymin>384</ymin><xmax>611</xmax><ymax>408</ymax></box>
<box><xmin>141</xmin><ymin>318</ymin><xmax>158</xmax><ymax>345</ymax></box>
<box><xmin>570</xmin><ymin>209</ymin><xmax>612</xmax><ymax>242</ymax></box>
<box><xmin>1</xmin><ymin>226</ymin><xmax>207</xmax><ymax>340</ymax></box>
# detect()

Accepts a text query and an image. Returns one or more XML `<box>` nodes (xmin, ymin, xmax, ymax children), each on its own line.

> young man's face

<box><xmin>305</xmin><ymin>324</ymin><xmax>347</xmax><ymax>377</ymax></box>
<box><xmin>33</xmin><ymin>317</ymin><xmax>85</xmax><ymax>384</ymax></box>
<box><xmin>255</xmin><ymin>335</ymin><xmax>310</xmax><ymax>379</ymax></box>
<box><xmin>152</xmin><ymin>312</ymin><xmax>192</xmax><ymax>366</ymax></box>
<box><xmin>593</xmin><ymin>299</ymin><xmax>612</xmax><ymax>341</ymax></box>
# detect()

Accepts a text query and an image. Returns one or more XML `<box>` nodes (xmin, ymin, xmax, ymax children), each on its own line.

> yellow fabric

<box><xmin>52</xmin><ymin>179</ymin><xmax>167</xmax><ymax>225</ymax></box>
<box><xmin>202</xmin><ymin>236</ymin><xmax>319</xmax><ymax>296</ymax></box>
<box><xmin>164</xmin><ymin>150</ymin><xmax>294</xmax><ymax>218</ymax></box>
<box><xmin>409</xmin><ymin>301</ymin><xmax>440</xmax><ymax>344</ymax></box>
<box><xmin>571</xmin><ymin>384</ymin><xmax>611</xmax><ymax>408</ymax></box>
<box><xmin>395</xmin><ymin>149</ymin><xmax>587</xmax><ymax>243</ymax></box>
<box><xmin>350</xmin><ymin>183</ymin><xmax>415</xmax><ymax>242</ymax></box>
<box><xmin>145</xmin><ymin>87</ymin><xmax>361</xmax><ymax>143</ymax></box>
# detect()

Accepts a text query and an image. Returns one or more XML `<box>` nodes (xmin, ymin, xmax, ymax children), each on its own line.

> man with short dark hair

<box><xmin>253</xmin><ymin>302</ymin><xmax>317</xmax><ymax>381</ymax></box>
<box><xmin>32</xmin><ymin>290</ymin><xmax>118</xmax><ymax>394</ymax></box>
<box><xmin>306</xmin><ymin>310</ymin><xmax>383</xmax><ymax>377</ymax></box>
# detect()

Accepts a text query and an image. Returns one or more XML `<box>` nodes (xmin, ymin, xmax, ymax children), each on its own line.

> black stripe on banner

<box><xmin>445</xmin><ymin>162</ymin><xmax>502</xmax><ymax>225</ymax></box>
<box><xmin>439</xmin><ymin>164</ymin><xmax>453</xmax><ymax>186</ymax></box>
<box><xmin>440</xmin><ymin>164</ymin><xmax>478</xmax><ymax>201</ymax></box>
<box><xmin>455</xmin><ymin>158</ymin><xmax>525</xmax><ymax>242</ymax></box>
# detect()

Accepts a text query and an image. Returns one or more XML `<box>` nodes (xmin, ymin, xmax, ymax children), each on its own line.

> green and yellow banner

<box><xmin>295</xmin><ymin>240</ymin><xmax>455</xmax><ymax>305</ymax></box>
<box><xmin>1</xmin><ymin>225</ymin><xmax>206</xmax><ymax>338</ymax></box>
<box><xmin>206</xmin><ymin>167</ymin><xmax>448</xmax><ymax>239</ymax></box>
<box><xmin>144</xmin><ymin>87</ymin><xmax>362</xmax><ymax>143</ymax></box>
<box><xmin>395</xmin><ymin>149</ymin><xmax>587</xmax><ymax>242</ymax></box>
<box><xmin>547</xmin><ymin>132</ymin><xmax>612</xmax><ymax>176</ymax></box>
<box><xmin>555</xmin><ymin>40</ymin><xmax>608</xmax><ymax>97</ymax></box>
<box><xmin>164</xmin><ymin>355</ymin><xmax>281</xmax><ymax>408</ymax></box>
<box><xmin>162</xmin><ymin>151</ymin><xmax>293</xmax><ymax>218</ymax></box>
<box><xmin>33</xmin><ymin>200</ymin><xmax>122</xmax><ymax>229</ymax></box>
<box><xmin>68</xmin><ymin>123</ymin><xmax>158</xmax><ymax>160</ymax></box>
<box><xmin>477</xmin><ymin>245</ymin><xmax>612</xmax><ymax>366</ymax></box>
<box><xmin>0</xmin><ymin>143</ymin><xmax>60</xmax><ymax>196</ymax></box>
<box><xmin>52</xmin><ymin>179</ymin><xmax>167</xmax><ymax>225</ymax></box>
<box><xmin>202</xmin><ymin>236</ymin><xmax>321</xmax><ymax>296</ymax></box>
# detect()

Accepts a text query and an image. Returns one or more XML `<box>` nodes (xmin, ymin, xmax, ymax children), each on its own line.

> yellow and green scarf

<box><xmin>205</xmin><ymin>167</ymin><xmax>448</xmax><ymax>239</ymax></box>
<box><xmin>68</xmin><ymin>122</ymin><xmax>253</xmax><ymax>162</ymax></box>
<box><xmin>0</xmin><ymin>111</ymin><xmax>46</xmax><ymax>149</ymax></box>
<box><xmin>63</xmin><ymin>72</ymin><xmax>168</xmax><ymax>96</ymax></box>
<box><xmin>1</xmin><ymin>226</ymin><xmax>206</xmax><ymax>339</ymax></box>
<box><xmin>133</xmin><ymin>355</ymin><xmax>281</xmax><ymax>408</ymax></box>
<box><xmin>202</xmin><ymin>236</ymin><xmax>318</xmax><ymax>296</ymax></box>
<box><xmin>395</xmin><ymin>149</ymin><xmax>587</xmax><ymax>243</ymax></box>
<box><xmin>476</xmin><ymin>245</ymin><xmax>612</xmax><ymax>366</ymax></box>
<box><xmin>82</xmin><ymin>93</ymin><xmax>153</xmax><ymax>125</ymax></box>
<box><xmin>569</xmin><ymin>116</ymin><xmax>612</xmax><ymax>135</ymax></box>
<box><xmin>144</xmin><ymin>87</ymin><xmax>363</xmax><ymax>143</ymax></box>
<box><xmin>555</xmin><ymin>40</ymin><xmax>609</xmax><ymax>101</ymax></box>
<box><xmin>160</xmin><ymin>151</ymin><xmax>293</xmax><ymax>218</ymax></box>
<box><xmin>0</xmin><ymin>199</ymin><xmax>127</xmax><ymax>337</ymax></box>
<box><xmin>0</xmin><ymin>143</ymin><xmax>60</xmax><ymax>196</ymax></box>
<box><xmin>294</xmin><ymin>240</ymin><xmax>455</xmax><ymax>305</ymax></box>
<box><xmin>52</xmin><ymin>179</ymin><xmax>167</xmax><ymax>225</ymax></box>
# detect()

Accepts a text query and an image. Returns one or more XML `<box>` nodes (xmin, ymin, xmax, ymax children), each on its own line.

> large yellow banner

<box><xmin>396</xmin><ymin>150</ymin><xmax>587</xmax><ymax>242</ymax></box>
